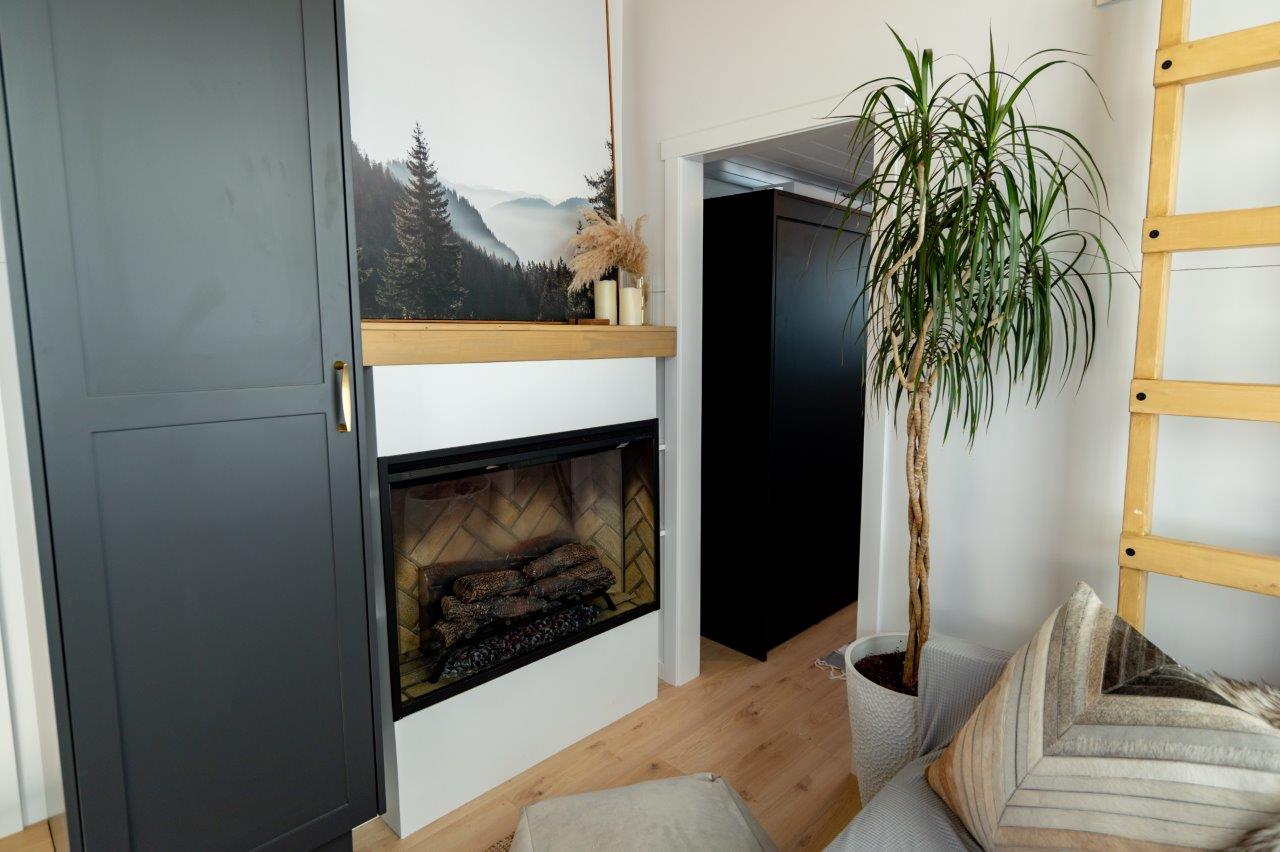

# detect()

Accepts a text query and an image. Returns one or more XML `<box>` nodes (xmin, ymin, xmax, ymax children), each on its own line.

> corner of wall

<box><xmin>657</xmin><ymin>156</ymin><xmax>704</xmax><ymax>686</ymax></box>
<box><xmin>0</xmin><ymin>235</ymin><xmax>62</xmax><ymax>828</ymax></box>
<box><xmin>856</xmin><ymin>401</ymin><xmax>891</xmax><ymax>640</ymax></box>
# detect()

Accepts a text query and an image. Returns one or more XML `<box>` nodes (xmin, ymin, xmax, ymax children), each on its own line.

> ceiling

<box><xmin>703</xmin><ymin>119</ymin><xmax>870</xmax><ymax>196</ymax></box>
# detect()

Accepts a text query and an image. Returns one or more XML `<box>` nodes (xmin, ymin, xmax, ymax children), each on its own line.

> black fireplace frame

<box><xmin>378</xmin><ymin>419</ymin><xmax>661</xmax><ymax>719</ymax></box>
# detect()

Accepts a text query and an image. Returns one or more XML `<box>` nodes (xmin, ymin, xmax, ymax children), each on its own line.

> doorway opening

<box><xmin>696</xmin><ymin>121</ymin><xmax>873</xmax><ymax>659</ymax></box>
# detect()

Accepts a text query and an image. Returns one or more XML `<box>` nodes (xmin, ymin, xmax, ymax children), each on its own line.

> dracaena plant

<box><xmin>839</xmin><ymin>33</ymin><xmax>1121</xmax><ymax>687</ymax></box>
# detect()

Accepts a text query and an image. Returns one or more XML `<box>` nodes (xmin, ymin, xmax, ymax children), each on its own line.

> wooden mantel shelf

<box><xmin>361</xmin><ymin>320</ymin><xmax>677</xmax><ymax>366</ymax></box>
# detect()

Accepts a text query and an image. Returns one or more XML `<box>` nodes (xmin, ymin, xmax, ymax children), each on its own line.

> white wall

<box><xmin>371</xmin><ymin>359</ymin><xmax>662</xmax><ymax>836</ymax></box>
<box><xmin>0</xmin><ymin>228</ymin><xmax>26</xmax><ymax>835</ymax></box>
<box><xmin>0</xmin><ymin>223</ymin><xmax>63</xmax><ymax>829</ymax></box>
<box><xmin>622</xmin><ymin>0</ymin><xmax>1280</xmax><ymax>680</ymax></box>
<box><xmin>373</xmin><ymin>359</ymin><xmax>660</xmax><ymax>457</ymax></box>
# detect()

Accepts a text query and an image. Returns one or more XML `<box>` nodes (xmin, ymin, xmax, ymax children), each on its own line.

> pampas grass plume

<box><xmin>569</xmin><ymin>208</ymin><xmax>648</xmax><ymax>291</ymax></box>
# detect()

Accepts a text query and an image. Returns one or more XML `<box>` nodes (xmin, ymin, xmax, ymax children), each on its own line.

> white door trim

<box><xmin>657</xmin><ymin>99</ymin><xmax>889</xmax><ymax>683</ymax></box>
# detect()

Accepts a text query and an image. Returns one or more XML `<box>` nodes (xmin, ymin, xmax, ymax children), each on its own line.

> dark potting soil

<box><xmin>853</xmin><ymin>650</ymin><xmax>918</xmax><ymax>697</ymax></box>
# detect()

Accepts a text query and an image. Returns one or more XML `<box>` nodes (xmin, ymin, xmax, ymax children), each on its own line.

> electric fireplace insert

<box><xmin>380</xmin><ymin>420</ymin><xmax>660</xmax><ymax>718</ymax></box>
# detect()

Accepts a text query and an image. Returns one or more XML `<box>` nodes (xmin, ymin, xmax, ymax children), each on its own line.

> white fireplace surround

<box><xmin>371</xmin><ymin>357</ymin><xmax>664</xmax><ymax>836</ymax></box>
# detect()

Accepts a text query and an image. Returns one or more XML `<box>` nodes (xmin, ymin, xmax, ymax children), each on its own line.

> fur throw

<box><xmin>1208</xmin><ymin>674</ymin><xmax>1280</xmax><ymax>731</ymax></box>
<box><xmin>1234</xmin><ymin>822</ymin><xmax>1280</xmax><ymax>852</ymax></box>
<box><xmin>1206</xmin><ymin>674</ymin><xmax>1280</xmax><ymax>851</ymax></box>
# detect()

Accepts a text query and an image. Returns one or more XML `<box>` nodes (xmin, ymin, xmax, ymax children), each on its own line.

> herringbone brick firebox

<box><xmin>380</xmin><ymin>421</ymin><xmax>659</xmax><ymax>717</ymax></box>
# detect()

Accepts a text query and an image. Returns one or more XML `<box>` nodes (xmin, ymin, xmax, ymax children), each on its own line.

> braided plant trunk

<box><xmin>903</xmin><ymin>384</ymin><xmax>932</xmax><ymax>688</ymax></box>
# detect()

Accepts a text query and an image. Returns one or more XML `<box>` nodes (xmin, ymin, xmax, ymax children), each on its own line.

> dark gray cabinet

<box><xmin>701</xmin><ymin>189</ymin><xmax>867</xmax><ymax>659</ymax></box>
<box><xmin>0</xmin><ymin>1</ymin><xmax>379</xmax><ymax>848</ymax></box>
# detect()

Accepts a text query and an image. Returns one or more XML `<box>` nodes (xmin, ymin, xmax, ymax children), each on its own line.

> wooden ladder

<box><xmin>1118</xmin><ymin>0</ymin><xmax>1280</xmax><ymax>629</ymax></box>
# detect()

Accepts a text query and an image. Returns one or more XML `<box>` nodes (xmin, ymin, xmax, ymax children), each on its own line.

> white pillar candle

<box><xmin>594</xmin><ymin>279</ymin><xmax>618</xmax><ymax>325</ymax></box>
<box><xmin>619</xmin><ymin>286</ymin><xmax>645</xmax><ymax>326</ymax></box>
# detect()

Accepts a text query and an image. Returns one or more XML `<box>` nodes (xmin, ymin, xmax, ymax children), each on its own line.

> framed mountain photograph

<box><xmin>345</xmin><ymin>0</ymin><xmax>616</xmax><ymax>321</ymax></box>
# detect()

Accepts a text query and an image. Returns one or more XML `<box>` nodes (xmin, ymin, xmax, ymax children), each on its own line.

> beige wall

<box><xmin>621</xmin><ymin>0</ymin><xmax>1280</xmax><ymax>678</ymax></box>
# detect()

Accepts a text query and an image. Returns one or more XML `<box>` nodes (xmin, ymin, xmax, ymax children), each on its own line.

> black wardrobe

<box><xmin>0</xmin><ymin>1</ymin><xmax>380</xmax><ymax>848</ymax></box>
<box><xmin>701</xmin><ymin>189</ymin><xmax>867</xmax><ymax>660</ymax></box>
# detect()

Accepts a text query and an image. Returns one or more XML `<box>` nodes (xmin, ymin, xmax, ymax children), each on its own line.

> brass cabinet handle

<box><xmin>334</xmin><ymin>360</ymin><xmax>353</xmax><ymax>433</ymax></box>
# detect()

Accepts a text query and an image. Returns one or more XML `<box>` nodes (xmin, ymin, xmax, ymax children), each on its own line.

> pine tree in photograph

<box><xmin>376</xmin><ymin>252</ymin><xmax>411</xmax><ymax>318</ymax></box>
<box><xmin>383</xmin><ymin>124</ymin><xmax>464</xmax><ymax>317</ymax></box>
<box><xmin>567</xmin><ymin>138</ymin><xmax>618</xmax><ymax>318</ymax></box>
<box><xmin>585</xmin><ymin>139</ymin><xmax>616</xmax><ymax>217</ymax></box>
<box><xmin>351</xmin><ymin>144</ymin><xmax>403</xmax><ymax>317</ymax></box>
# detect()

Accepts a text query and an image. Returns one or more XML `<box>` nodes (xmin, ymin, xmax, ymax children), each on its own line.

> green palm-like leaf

<box><xmin>835</xmin><ymin>29</ymin><xmax>1125</xmax><ymax>443</ymax></box>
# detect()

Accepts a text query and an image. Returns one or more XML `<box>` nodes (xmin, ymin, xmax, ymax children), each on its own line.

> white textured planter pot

<box><xmin>844</xmin><ymin>633</ymin><xmax>920</xmax><ymax>804</ymax></box>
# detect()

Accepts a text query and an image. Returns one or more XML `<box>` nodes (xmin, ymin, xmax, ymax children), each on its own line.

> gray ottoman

<box><xmin>510</xmin><ymin>773</ymin><xmax>777</xmax><ymax>852</ymax></box>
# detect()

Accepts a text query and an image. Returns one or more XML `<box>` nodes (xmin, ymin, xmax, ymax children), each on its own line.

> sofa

<box><xmin>827</xmin><ymin>637</ymin><xmax>1012</xmax><ymax>851</ymax></box>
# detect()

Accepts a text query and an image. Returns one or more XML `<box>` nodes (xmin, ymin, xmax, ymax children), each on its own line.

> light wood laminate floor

<box><xmin>354</xmin><ymin>604</ymin><xmax>860</xmax><ymax>851</ymax></box>
<box><xmin>0</xmin><ymin>822</ymin><xmax>54</xmax><ymax>852</ymax></box>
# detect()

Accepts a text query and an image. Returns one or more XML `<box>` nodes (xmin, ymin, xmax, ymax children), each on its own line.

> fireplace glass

<box><xmin>381</xmin><ymin>421</ymin><xmax>659</xmax><ymax>717</ymax></box>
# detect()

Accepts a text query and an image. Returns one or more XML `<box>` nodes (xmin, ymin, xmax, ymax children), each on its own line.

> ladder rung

<box><xmin>1119</xmin><ymin>534</ymin><xmax>1280</xmax><ymax>598</ymax></box>
<box><xmin>1131</xmin><ymin>379</ymin><xmax>1280</xmax><ymax>423</ymax></box>
<box><xmin>1155</xmin><ymin>21</ymin><xmax>1280</xmax><ymax>86</ymax></box>
<box><xmin>1144</xmin><ymin>206</ymin><xmax>1280</xmax><ymax>252</ymax></box>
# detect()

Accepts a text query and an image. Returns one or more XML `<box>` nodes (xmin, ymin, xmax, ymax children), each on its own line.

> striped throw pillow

<box><xmin>925</xmin><ymin>582</ymin><xmax>1280</xmax><ymax>849</ymax></box>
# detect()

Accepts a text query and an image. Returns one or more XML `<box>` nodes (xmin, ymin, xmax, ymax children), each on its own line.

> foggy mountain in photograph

<box><xmin>345</xmin><ymin>0</ymin><xmax>615</xmax><ymax>321</ymax></box>
<box><xmin>482</xmin><ymin>196</ymin><xmax>589</xmax><ymax>265</ymax></box>
<box><xmin>445</xmin><ymin>187</ymin><xmax>518</xmax><ymax>266</ymax></box>
<box><xmin>443</xmin><ymin>182</ymin><xmax>553</xmax><ymax>215</ymax></box>
<box><xmin>352</xmin><ymin>132</ymin><xmax>610</xmax><ymax>321</ymax></box>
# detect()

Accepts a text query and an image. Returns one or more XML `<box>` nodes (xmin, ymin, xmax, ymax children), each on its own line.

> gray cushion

<box><xmin>917</xmin><ymin>637</ymin><xmax>1012</xmax><ymax>754</ymax></box>
<box><xmin>824</xmin><ymin>753</ymin><xmax>981</xmax><ymax>852</ymax></box>
<box><xmin>826</xmin><ymin>637</ymin><xmax>1011</xmax><ymax>851</ymax></box>
<box><xmin>510</xmin><ymin>772</ymin><xmax>777</xmax><ymax>852</ymax></box>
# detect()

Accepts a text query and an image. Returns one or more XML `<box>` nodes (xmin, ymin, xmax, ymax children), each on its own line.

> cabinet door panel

<box><xmin>770</xmin><ymin>216</ymin><xmax>865</xmax><ymax>646</ymax></box>
<box><xmin>0</xmin><ymin>1</ymin><xmax>376</xmax><ymax>847</ymax></box>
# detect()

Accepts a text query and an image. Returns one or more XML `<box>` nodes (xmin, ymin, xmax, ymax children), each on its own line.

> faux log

<box><xmin>453</xmin><ymin>569</ymin><xmax>527</xmax><ymax>603</ymax></box>
<box><xmin>524</xmin><ymin>559</ymin><xmax>614</xmax><ymax>601</ymax></box>
<box><xmin>430</xmin><ymin>618</ymin><xmax>479</xmax><ymax>649</ymax></box>
<box><xmin>419</xmin><ymin>556</ymin><xmax>526</xmax><ymax>634</ymax></box>
<box><xmin>520</xmin><ymin>542</ymin><xmax>600</xmax><ymax>580</ymax></box>
<box><xmin>421</xmin><ymin>556</ymin><xmax>524</xmax><ymax>593</ymax></box>
<box><xmin>417</xmin><ymin>535</ymin><xmax>578</xmax><ymax>604</ymax></box>
<box><xmin>441</xmin><ymin>603</ymin><xmax>599</xmax><ymax>680</ymax></box>
<box><xmin>440</xmin><ymin>594</ymin><xmax>549</xmax><ymax>623</ymax></box>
